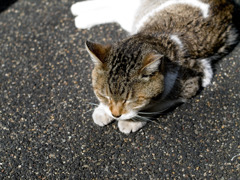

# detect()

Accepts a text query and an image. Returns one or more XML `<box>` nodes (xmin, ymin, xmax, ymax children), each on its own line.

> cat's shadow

<box><xmin>232</xmin><ymin>1</ymin><xmax>240</xmax><ymax>41</ymax></box>
<box><xmin>233</xmin><ymin>0</ymin><xmax>240</xmax><ymax>29</ymax></box>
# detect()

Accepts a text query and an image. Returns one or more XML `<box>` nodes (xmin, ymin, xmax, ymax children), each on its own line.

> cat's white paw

<box><xmin>92</xmin><ymin>105</ymin><xmax>113</xmax><ymax>126</ymax></box>
<box><xmin>118</xmin><ymin>121</ymin><xmax>147</xmax><ymax>134</ymax></box>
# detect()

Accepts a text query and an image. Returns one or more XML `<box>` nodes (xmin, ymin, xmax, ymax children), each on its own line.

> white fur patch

<box><xmin>119</xmin><ymin>111</ymin><xmax>137</xmax><ymax>120</ymax></box>
<box><xmin>170</xmin><ymin>34</ymin><xmax>183</xmax><ymax>49</ymax></box>
<box><xmin>71</xmin><ymin>0</ymin><xmax>141</xmax><ymax>32</ymax></box>
<box><xmin>201</xmin><ymin>59</ymin><xmax>213</xmax><ymax>87</ymax></box>
<box><xmin>135</xmin><ymin>0</ymin><xmax>210</xmax><ymax>33</ymax></box>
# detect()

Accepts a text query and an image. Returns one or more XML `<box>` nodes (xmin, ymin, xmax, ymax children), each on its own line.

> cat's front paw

<box><xmin>118</xmin><ymin>120</ymin><xmax>147</xmax><ymax>134</ymax></box>
<box><xmin>92</xmin><ymin>106</ymin><xmax>113</xmax><ymax>126</ymax></box>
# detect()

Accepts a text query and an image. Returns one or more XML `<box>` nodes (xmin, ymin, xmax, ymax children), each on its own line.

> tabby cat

<box><xmin>71</xmin><ymin>0</ymin><xmax>238</xmax><ymax>134</ymax></box>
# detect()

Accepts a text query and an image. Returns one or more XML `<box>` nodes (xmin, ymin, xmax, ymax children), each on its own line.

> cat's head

<box><xmin>86</xmin><ymin>38</ymin><xmax>165</xmax><ymax>120</ymax></box>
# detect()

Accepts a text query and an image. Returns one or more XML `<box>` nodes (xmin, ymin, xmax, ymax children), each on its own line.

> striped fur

<box><xmin>74</xmin><ymin>0</ymin><xmax>239</xmax><ymax>134</ymax></box>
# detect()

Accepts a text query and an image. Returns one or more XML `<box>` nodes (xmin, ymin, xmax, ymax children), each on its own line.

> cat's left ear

<box><xmin>141</xmin><ymin>53</ymin><xmax>164</xmax><ymax>74</ymax></box>
<box><xmin>85</xmin><ymin>41</ymin><xmax>112</xmax><ymax>65</ymax></box>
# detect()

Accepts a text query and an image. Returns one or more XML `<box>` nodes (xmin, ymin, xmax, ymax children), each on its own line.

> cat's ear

<box><xmin>85</xmin><ymin>41</ymin><xmax>111</xmax><ymax>65</ymax></box>
<box><xmin>141</xmin><ymin>53</ymin><xmax>164</xmax><ymax>74</ymax></box>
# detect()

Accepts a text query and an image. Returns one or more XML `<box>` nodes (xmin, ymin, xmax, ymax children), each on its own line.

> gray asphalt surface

<box><xmin>0</xmin><ymin>0</ymin><xmax>240</xmax><ymax>179</ymax></box>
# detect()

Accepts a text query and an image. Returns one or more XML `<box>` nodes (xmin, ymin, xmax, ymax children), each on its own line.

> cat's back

<box><xmin>132</xmin><ymin>0</ymin><xmax>237</xmax><ymax>59</ymax></box>
<box><xmin>133</xmin><ymin>0</ymin><xmax>234</xmax><ymax>34</ymax></box>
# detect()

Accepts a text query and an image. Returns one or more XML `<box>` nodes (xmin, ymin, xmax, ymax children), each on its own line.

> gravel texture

<box><xmin>0</xmin><ymin>0</ymin><xmax>240</xmax><ymax>179</ymax></box>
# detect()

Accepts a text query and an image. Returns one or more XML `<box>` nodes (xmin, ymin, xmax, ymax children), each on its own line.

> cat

<box><xmin>71</xmin><ymin>0</ymin><xmax>238</xmax><ymax>134</ymax></box>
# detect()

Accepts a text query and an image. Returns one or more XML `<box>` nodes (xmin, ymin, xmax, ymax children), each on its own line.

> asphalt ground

<box><xmin>0</xmin><ymin>0</ymin><xmax>239</xmax><ymax>179</ymax></box>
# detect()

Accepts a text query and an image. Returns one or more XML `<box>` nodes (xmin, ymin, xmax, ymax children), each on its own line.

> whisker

<box><xmin>138</xmin><ymin>111</ymin><xmax>162</xmax><ymax>115</ymax></box>
<box><xmin>132</xmin><ymin>117</ymin><xmax>139</xmax><ymax>122</ymax></box>
<box><xmin>135</xmin><ymin>115</ymin><xmax>151</xmax><ymax>121</ymax></box>
<box><xmin>83</xmin><ymin>102</ymin><xmax>98</xmax><ymax>115</ymax></box>
<box><xmin>132</xmin><ymin>117</ymin><xmax>148</xmax><ymax>123</ymax></box>
<box><xmin>87</xmin><ymin>102</ymin><xmax>99</xmax><ymax>106</ymax></box>
<box><xmin>134</xmin><ymin>115</ymin><xmax>159</xmax><ymax>124</ymax></box>
<box><xmin>138</xmin><ymin>107</ymin><xmax>170</xmax><ymax>115</ymax></box>
<box><xmin>83</xmin><ymin>108</ymin><xmax>94</xmax><ymax>115</ymax></box>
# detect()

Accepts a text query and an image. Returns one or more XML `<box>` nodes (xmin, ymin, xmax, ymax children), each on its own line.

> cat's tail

<box><xmin>209</xmin><ymin>0</ymin><xmax>239</xmax><ymax>59</ymax></box>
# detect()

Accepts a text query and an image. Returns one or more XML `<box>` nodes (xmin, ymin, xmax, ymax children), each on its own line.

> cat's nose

<box><xmin>112</xmin><ymin>113</ymin><xmax>121</xmax><ymax>118</ymax></box>
<box><xmin>110</xmin><ymin>103</ymin><xmax>123</xmax><ymax>118</ymax></box>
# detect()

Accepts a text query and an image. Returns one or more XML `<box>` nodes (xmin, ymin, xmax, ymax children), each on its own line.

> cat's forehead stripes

<box><xmin>107</xmin><ymin>38</ymin><xmax>143</xmax><ymax>96</ymax></box>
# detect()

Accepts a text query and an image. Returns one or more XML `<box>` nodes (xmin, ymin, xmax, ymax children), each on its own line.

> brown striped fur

<box><xmin>85</xmin><ymin>0</ymin><xmax>239</xmax><ymax>133</ymax></box>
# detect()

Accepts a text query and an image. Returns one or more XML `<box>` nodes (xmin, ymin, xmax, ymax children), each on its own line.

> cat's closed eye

<box><xmin>125</xmin><ymin>99</ymin><xmax>138</xmax><ymax>105</ymax></box>
<box><xmin>140</xmin><ymin>73</ymin><xmax>155</xmax><ymax>79</ymax></box>
<box><xmin>96</xmin><ymin>91</ymin><xmax>110</xmax><ymax>102</ymax></box>
<box><xmin>141</xmin><ymin>74</ymin><xmax>150</xmax><ymax>79</ymax></box>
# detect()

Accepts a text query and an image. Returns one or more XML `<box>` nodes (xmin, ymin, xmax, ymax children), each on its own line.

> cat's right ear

<box><xmin>85</xmin><ymin>41</ymin><xmax>111</xmax><ymax>65</ymax></box>
<box><xmin>141</xmin><ymin>53</ymin><xmax>164</xmax><ymax>74</ymax></box>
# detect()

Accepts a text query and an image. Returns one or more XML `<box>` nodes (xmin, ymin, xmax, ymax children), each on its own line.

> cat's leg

<box><xmin>70</xmin><ymin>0</ymin><xmax>142</xmax><ymax>32</ymax></box>
<box><xmin>180</xmin><ymin>77</ymin><xmax>200</xmax><ymax>99</ymax></box>
<box><xmin>118</xmin><ymin>120</ymin><xmax>146</xmax><ymax>134</ymax></box>
<box><xmin>92</xmin><ymin>103</ymin><xmax>114</xmax><ymax>126</ymax></box>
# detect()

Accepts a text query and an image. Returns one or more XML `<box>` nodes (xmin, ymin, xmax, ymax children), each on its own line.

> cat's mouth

<box><xmin>100</xmin><ymin>102</ymin><xmax>156</xmax><ymax>123</ymax></box>
<box><xmin>111</xmin><ymin>111</ymin><xmax>138</xmax><ymax>121</ymax></box>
